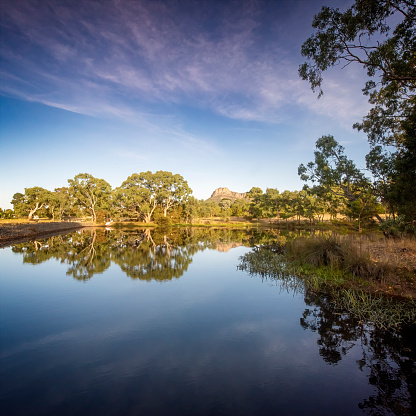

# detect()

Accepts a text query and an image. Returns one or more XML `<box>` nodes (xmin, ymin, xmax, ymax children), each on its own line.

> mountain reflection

<box><xmin>11</xmin><ymin>227</ymin><xmax>284</xmax><ymax>282</ymax></box>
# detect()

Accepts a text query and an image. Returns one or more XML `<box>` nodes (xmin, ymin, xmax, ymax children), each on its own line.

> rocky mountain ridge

<box><xmin>208</xmin><ymin>187</ymin><xmax>248</xmax><ymax>202</ymax></box>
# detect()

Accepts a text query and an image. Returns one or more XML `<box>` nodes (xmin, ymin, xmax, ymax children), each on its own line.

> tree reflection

<box><xmin>240</xmin><ymin>257</ymin><xmax>415</xmax><ymax>415</ymax></box>
<box><xmin>300</xmin><ymin>291</ymin><xmax>360</xmax><ymax>365</ymax></box>
<box><xmin>300</xmin><ymin>290</ymin><xmax>415</xmax><ymax>415</ymax></box>
<box><xmin>11</xmin><ymin>227</ymin><xmax>280</xmax><ymax>282</ymax></box>
<box><xmin>111</xmin><ymin>229</ymin><xmax>195</xmax><ymax>281</ymax></box>
<box><xmin>65</xmin><ymin>230</ymin><xmax>112</xmax><ymax>281</ymax></box>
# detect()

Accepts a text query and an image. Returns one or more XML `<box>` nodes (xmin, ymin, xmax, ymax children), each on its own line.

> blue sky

<box><xmin>0</xmin><ymin>0</ymin><xmax>372</xmax><ymax>209</ymax></box>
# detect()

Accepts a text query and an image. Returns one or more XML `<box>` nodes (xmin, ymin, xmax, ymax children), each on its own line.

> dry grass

<box><xmin>365</xmin><ymin>236</ymin><xmax>416</xmax><ymax>270</ymax></box>
<box><xmin>285</xmin><ymin>234</ymin><xmax>416</xmax><ymax>297</ymax></box>
<box><xmin>239</xmin><ymin>235</ymin><xmax>416</xmax><ymax>328</ymax></box>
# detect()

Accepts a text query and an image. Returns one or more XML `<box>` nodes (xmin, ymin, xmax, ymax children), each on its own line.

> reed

<box><xmin>336</xmin><ymin>289</ymin><xmax>416</xmax><ymax>329</ymax></box>
<box><xmin>238</xmin><ymin>235</ymin><xmax>416</xmax><ymax>328</ymax></box>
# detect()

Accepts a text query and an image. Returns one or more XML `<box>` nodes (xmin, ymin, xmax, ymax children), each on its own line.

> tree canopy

<box><xmin>11</xmin><ymin>187</ymin><xmax>51</xmax><ymax>220</ymax></box>
<box><xmin>68</xmin><ymin>173</ymin><xmax>112</xmax><ymax>222</ymax></box>
<box><xmin>115</xmin><ymin>171</ymin><xmax>191</xmax><ymax>223</ymax></box>
<box><xmin>299</xmin><ymin>0</ymin><xmax>416</xmax><ymax>222</ymax></box>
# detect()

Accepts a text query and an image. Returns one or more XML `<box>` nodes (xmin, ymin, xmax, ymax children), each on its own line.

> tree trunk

<box><xmin>91</xmin><ymin>206</ymin><xmax>96</xmax><ymax>222</ymax></box>
<box><xmin>28</xmin><ymin>203</ymin><xmax>42</xmax><ymax>220</ymax></box>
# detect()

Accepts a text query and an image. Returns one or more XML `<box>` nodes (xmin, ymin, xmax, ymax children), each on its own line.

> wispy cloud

<box><xmin>0</xmin><ymin>0</ymin><xmax>368</xmax><ymax>127</ymax></box>
<box><xmin>296</xmin><ymin>72</ymin><xmax>371</xmax><ymax>129</ymax></box>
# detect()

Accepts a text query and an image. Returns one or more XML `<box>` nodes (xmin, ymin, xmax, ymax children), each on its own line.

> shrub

<box><xmin>380</xmin><ymin>215</ymin><xmax>416</xmax><ymax>237</ymax></box>
<box><xmin>156</xmin><ymin>217</ymin><xmax>173</xmax><ymax>229</ymax></box>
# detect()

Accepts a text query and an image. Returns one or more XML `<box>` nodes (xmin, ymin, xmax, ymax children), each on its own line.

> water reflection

<box><xmin>12</xmin><ymin>227</ymin><xmax>299</xmax><ymax>281</ymax></box>
<box><xmin>252</xmin><ymin>272</ymin><xmax>416</xmax><ymax>415</ymax></box>
<box><xmin>3</xmin><ymin>228</ymin><xmax>416</xmax><ymax>415</ymax></box>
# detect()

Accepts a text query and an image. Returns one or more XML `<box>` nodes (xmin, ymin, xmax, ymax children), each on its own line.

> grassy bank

<box><xmin>239</xmin><ymin>235</ymin><xmax>416</xmax><ymax>328</ymax></box>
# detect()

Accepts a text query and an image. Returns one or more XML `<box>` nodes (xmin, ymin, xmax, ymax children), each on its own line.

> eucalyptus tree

<box><xmin>301</xmin><ymin>191</ymin><xmax>326</xmax><ymax>224</ymax></box>
<box><xmin>344</xmin><ymin>187</ymin><xmax>380</xmax><ymax>231</ymax></box>
<box><xmin>230</xmin><ymin>199</ymin><xmax>251</xmax><ymax>217</ymax></box>
<box><xmin>299</xmin><ymin>0</ymin><xmax>416</xmax><ymax>220</ymax></box>
<box><xmin>116</xmin><ymin>171</ymin><xmax>192</xmax><ymax>222</ymax></box>
<box><xmin>53</xmin><ymin>187</ymin><xmax>75</xmax><ymax>220</ymax></box>
<box><xmin>321</xmin><ymin>188</ymin><xmax>347</xmax><ymax>220</ymax></box>
<box><xmin>264</xmin><ymin>188</ymin><xmax>281</xmax><ymax>222</ymax></box>
<box><xmin>68</xmin><ymin>173</ymin><xmax>112</xmax><ymax>222</ymax></box>
<box><xmin>182</xmin><ymin>196</ymin><xmax>201</xmax><ymax>223</ymax></box>
<box><xmin>11</xmin><ymin>187</ymin><xmax>52</xmax><ymax>220</ymax></box>
<box><xmin>279</xmin><ymin>190</ymin><xmax>297</xmax><ymax>222</ymax></box>
<box><xmin>156</xmin><ymin>171</ymin><xmax>192</xmax><ymax>217</ymax></box>
<box><xmin>116</xmin><ymin>172</ymin><xmax>160</xmax><ymax>223</ymax></box>
<box><xmin>247</xmin><ymin>187</ymin><xmax>264</xmax><ymax>220</ymax></box>
<box><xmin>200</xmin><ymin>200</ymin><xmax>220</xmax><ymax>218</ymax></box>
<box><xmin>219</xmin><ymin>198</ymin><xmax>232</xmax><ymax>211</ymax></box>
<box><xmin>298</xmin><ymin>136</ymin><xmax>367</xmax><ymax>201</ymax></box>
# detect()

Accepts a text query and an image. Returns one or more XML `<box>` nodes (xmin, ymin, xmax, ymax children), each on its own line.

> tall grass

<box><xmin>286</xmin><ymin>235</ymin><xmax>392</xmax><ymax>280</ymax></box>
<box><xmin>338</xmin><ymin>289</ymin><xmax>416</xmax><ymax>329</ymax></box>
<box><xmin>238</xmin><ymin>235</ymin><xmax>416</xmax><ymax>328</ymax></box>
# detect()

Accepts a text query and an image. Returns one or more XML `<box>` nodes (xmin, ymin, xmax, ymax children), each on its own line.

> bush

<box><xmin>286</xmin><ymin>235</ymin><xmax>388</xmax><ymax>280</ymax></box>
<box><xmin>380</xmin><ymin>216</ymin><xmax>416</xmax><ymax>237</ymax></box>
<box><xmin>156</xmin><ymin>217</ymin><xmax>173</xmax><ymax>228</ymax></box>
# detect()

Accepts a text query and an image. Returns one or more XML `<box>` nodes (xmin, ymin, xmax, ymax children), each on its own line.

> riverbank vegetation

<box><xmin>239</xmin><ymin>234</ymin><xmax>416</xmax><ymax>328</ymax></box>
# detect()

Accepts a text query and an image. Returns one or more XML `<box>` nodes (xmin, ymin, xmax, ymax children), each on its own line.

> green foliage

<box><xmin>239</xmin><ymin>237</ymin><xmax>416</xmax><ymax>328</ymax></box>
<box><xmin>156</xmin><ymin>216</ymin><xmax>173</xmax><ymax>229</ymax></box>
<box><xmin>299</xmin><ymin>136</ymin><xmax>382</xmax><ymax>226</ymax></box>
<box><xmin>299</xmin><ymin>1</ymin><xmax>415</xmax><ymax>105</ymax></box>
<box><xmin>52</xmin><ymin>187</ymin><xmax>75</xmax><ymax>220</ymax></box>
<box><xmin>95</xmin><ymin>210</ymin><xmax>107</xmax><ymax>224</ymax></box>
<box><xmin>68</xmin><ymin>173</ymin><xmax>112</xmax><ymax>222</ymax></box>
<box><xmin>230</xmin><ymin>199</ymin><xmax>251</xmax><ymax>217</ymax></box>
<box><xmin>156</xmin><ymin>171</ymin><xmax>192</xmax><ymax>217</ymax></box>
<box><xmin>338</xmin><ymin>289</ymin><xmax>416</xmax><ymax>329</ymax></box>
<box><xmin>115</xmin><ymin>172</ymin><xmax>160</xmax><ymax>222</ymax></box>
<box><xmin>11</xmin><ymin>187</ymin><xmax>52</xmax><ymax>220</ymax></box>
<box><xmin>298</xmin><ymin>135</ymin><xmax>366</xmax><ymax>201</ymax></box>
<box><xmin>115</xmin><ymin>171</ymin><xmax>192</xmax><ymax>223</ymax></box>
<box><xmin>0</xmin><ymin>208</ymin><xmax>14</xmax><ymax>219</ymax></box>
<box><xmin>379</xmin><ymin>215</ymin><xmax>416</xmax><ymax>236</ymax></box>
<box><xmin>181</xmin><ymin>197</ymin><xmax>200</xmax><ymax>223</ymax></box>
<box><xmin>300</xmin><ymin>1</ymin><xmax>416</xmax><ymax>221</ymax></box>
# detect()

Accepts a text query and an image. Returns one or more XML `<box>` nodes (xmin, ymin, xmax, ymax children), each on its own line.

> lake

<box><xmin>0</xmin><ymin>228</ymin><xmax>414</xmax><ymax>415</ymax></box>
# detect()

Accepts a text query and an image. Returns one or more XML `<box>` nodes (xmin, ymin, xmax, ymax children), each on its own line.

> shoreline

<box><xmin>0</xmin><ymin>222</ymin><xmax>95</xmax><ymax>248</ymax></box>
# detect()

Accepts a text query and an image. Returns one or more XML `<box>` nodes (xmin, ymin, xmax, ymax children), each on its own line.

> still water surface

<box><xmin>0</xmin><ymin>228</ymin><xmax>414</xmax><ymax>415</ymax></box>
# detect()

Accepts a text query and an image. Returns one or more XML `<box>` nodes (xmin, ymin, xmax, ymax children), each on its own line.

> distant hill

<box><xmin>206</xmin><ymin>187</ymin><xmax>248</xmax><ymax>203</ymax></box>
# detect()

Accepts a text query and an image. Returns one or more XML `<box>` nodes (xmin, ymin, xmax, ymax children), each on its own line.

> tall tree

<box><xmin>53</xmin><ymin>187</ymin><xmax>75</xmax><ymax>220</ymax></box>
<box><xmin>116</xmin><ymin>172</ymin><xmax>159</xmax><ymax>223</ymax></box>
<box><xmin>68</xmin><ymin>173</ymin><xmax>112</xmax><ymax>222</ymax></box>
<box><xmin>299</xmin><ymin>0</ymin><xmax>416</xmax><ymax>220</ymax></box>
<box><xmin>299</xmin><ymin>136</ymin><xmax>382</xmax><ymax>224</ymax></box>
<box><xmin>264</xmin><ymin>188</ymin><xmax>281</xmax><ymax>222</ymax></box>
<box><xmin>298</xmin><ymin>135</ymin><xmax>366</xmax><ymax>201</ymax></box>
<box><xmin>155</xmin><ymin>171</ymin><xmax>192</xmax><ymax>217</ymax></box>
<box><xmin>11</xmin><ymin>187</ymin><xmax>51</xmax><ymax>220</ymax></box>
<box><xmin>247</xmin><ymin>187</ymin><xmax>264</xmax><ymax>220</ymax></box>
<box><xmin>182</xmin><ymin>197</ymin><xmax>201</xmax><ymax>224</ymax></box>
<box><xmin>116</xmin><ymin>171</ymin><xmax>192</xmax><ymax>222</ymax></box>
